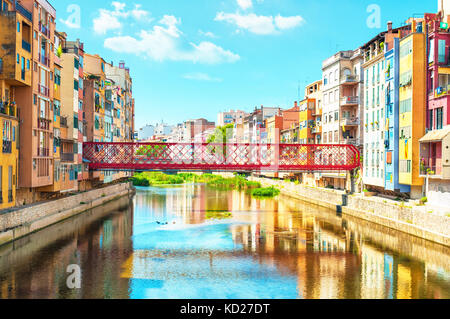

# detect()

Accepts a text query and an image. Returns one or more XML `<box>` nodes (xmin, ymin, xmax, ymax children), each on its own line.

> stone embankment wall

<box><xmin>248</xmin><ymin>177</ymin><xmax>450</xmax><ymax>247</ymax></box>
<box><xmin>0</xmin><ymin>182</ymin><xmax>135</xmax><ymax>246</ymax></box>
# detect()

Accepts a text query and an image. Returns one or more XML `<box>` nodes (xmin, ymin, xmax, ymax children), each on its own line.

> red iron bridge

<box><xmin>83</xmin><ymin>142</ymin><xmax>360</xmax><ymax>172</ymax></box>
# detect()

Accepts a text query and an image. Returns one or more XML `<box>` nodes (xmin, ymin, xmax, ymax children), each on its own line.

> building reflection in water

<box><xmin>0</xmin><ymin>184</ymin><xmax>449</xmax><ymax>299</ymax></box>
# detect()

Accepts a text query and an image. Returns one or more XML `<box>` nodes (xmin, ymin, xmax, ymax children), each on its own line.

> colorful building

<box><xmin>419</xmin><ymin>12</ymin><xmax>450</xmax><ymax>206</ymax></box>
<box><xmin>321</xmin><ymin>49</ymin><xmax>364</xmax><ymax>190</ymax></box>
<box><xmin>398</xmin><ymin>18</ymin><xmax>427</xmax><ymax>199</ymax></box>
<box><xmin>362</xmin><ymin>24</ymin><xmax>408</xmax><ymax>192</ymax></box>
<box><xmin>385</xmin><ymin>36</ymin><xmax>411</xmax><ymax>194</ymax></box>
<box><xmin>305</xmin><ymin>80</ymin><xmax>323</xmax><ymax>144</ymax></box>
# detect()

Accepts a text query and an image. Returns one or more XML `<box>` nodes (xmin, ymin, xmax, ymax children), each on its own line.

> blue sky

<box><xmin>53</xmin><ymin>0</ymin><xmax>437</xmax><ymax>130</ymax></box>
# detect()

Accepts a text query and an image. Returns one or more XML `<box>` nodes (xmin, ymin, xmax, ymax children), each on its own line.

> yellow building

<box><xmin>0</xmin><ymin>105</ymin><xmax>18</xmax><ymax>210</ymax></box>
<box><xmin>398</xmin><ymin>20</ymin><xmax>426</xmax><ymax>198</ymax></box>
<box><xmin>0</xmin><ymin>0</ymin><xmax>33</xmax><ymax>209</ymax></box>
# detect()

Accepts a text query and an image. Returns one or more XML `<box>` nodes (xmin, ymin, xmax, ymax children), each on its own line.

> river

<box><xmin>0</xmin><ymin>183</ymin><xmax>449</xmax><ymax>299</ymax></box>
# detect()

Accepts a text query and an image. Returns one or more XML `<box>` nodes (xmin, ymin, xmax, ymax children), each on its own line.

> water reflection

<box><xmin>0</xmin><ymin>184</ymin><xmax>449</xmax><ymax>299</ymax></box>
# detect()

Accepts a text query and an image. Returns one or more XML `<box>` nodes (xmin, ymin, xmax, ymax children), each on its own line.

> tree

<box><xmin>206</xmin><ymin>124</ymin><xmax>234</xmax><ymax>156</ymax></box>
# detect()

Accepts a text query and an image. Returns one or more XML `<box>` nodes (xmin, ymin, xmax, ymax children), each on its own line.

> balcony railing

<box><xmin>341</xmin><ymin>75</ymin><xmax>358</xmax><ymax>84</ymax></box>
<box><xmin>340</xmin><ymin>117</ymin><xmax>360</xmax><ymax>126</ymax></box>
<box><xmin>37</xmin><ymin>147</ymin><xmax>49</xmax><ymax>157</ymax></box>
<box><xmin>0</xmin><ymin>103</ymin><xmax>16</xmax><ymax>117</ymax></box>
<box><xmin>311</xmin><ymin>126</ymin><xmax>321</xmax><ymax>134</ymax></box>
<box><xmin>420</xmin><ymin>158</ymin><xmax>442</xmax><ymax>177</ymax></box>
<box><xmin>39</xmin><ymin>53</ymin><xmax>50</xmax><ymax>67</ymax></box>
<box><xmin>38</xmin><ymin>84</ymin><xmax>50</xmax><ymax>97</ymax></box>
<box><xmin>341</xmin><ymin>96</ymin><xmax>359</xmax><ymax>105</ymax></box>
<box><xmin>60</xmin><ymin>116</ymin><xmax>68</xmax><ymax>128</ymax></box>
<box><xmin>61</xmin><ymin>152</ymin><xmax>74</xmax><ymax>162</ymax></box>
<box><xmin>2</xmin><ymin>140</ymin><xmax>12</xmax><ymax>154</ymax></box>
<box><xmin>22</xmin><ymin>39</ymin><xmax>31</xmax><ymax>52</ymax></box>
<box><xmin>38</xmin><ymin>118</ymin><xmax>50</xmax><ymax>130</ymax></box>
<box><xmin>39</xmin><ymin>22</ymin><xmax>50</xmax><ymax>38</ymax></box>
<box><xmin>342</xmin><ymin>138</ymin><xmax>361</xmax><ymax>146</ymax></box>
<box><xmin>15</xmin><ymin>1</ymin><xmax>32</xmax><ymax>21</ymax></box>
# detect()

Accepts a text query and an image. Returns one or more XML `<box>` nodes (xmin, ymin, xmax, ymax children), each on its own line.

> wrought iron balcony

<box><xmin>2</xmin><ymin>140</ymin><xmax>12</xmax><ymax>154</ymax></box>
<box><xmin>341</xmin><ymin>96</ymin><xmax>359</xmax><ymax>105</ymax></box>
<box><xmin>39</xmin><ymin>54</ymin><xmax>50</xmax><ymax>67</ymax></box>
<box><xmin>38</xmin><ymin>84</ymin><xmax>50</xmax><ymax>97</ymax></box>
<box><xmin>38</xmin><ymin>118</ymin><xmax>50</xmax><ymax>130</ymax></box>
<box><xmin>39</xmin><ymin>22</ymin><xmax>50</xmax><ymax>37</ymax></box>
<box><xmin>61</xmin><ymin>152</ymin><xmax>74</xmax><ymax>162</ymax></box>
<box><xmin>37</xmin><ymin>147</ymin><xmax>49</xmax><ymax>157</ymax></box>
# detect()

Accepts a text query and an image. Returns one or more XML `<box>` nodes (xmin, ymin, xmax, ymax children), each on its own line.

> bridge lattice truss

<box><xmin>82</xmin><ymin>142</ymin><xmax>361</xmax><ymax>172</ymax></box>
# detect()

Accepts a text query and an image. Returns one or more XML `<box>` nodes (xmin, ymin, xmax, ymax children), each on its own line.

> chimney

<box><xmin>387</xmin><ymin>21</ymin><xmax>393</xmax><ymax>32</ymax></box>
<box><xmin>294</xmin><ymin>101</ymin><xmax>298</xmax><ymax>107</ymax></box>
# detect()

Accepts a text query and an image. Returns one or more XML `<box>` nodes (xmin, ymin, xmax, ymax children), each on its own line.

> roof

<box><xmin>419</xmin><ymin>126</ymin><xmax>450</xmax><ymax>142</ymax></box>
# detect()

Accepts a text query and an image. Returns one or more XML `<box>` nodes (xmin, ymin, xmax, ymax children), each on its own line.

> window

<box><xmin>438</xmin><ymin>40</ymin><xmax>446</xmax><ymax>63</ymax></box>
<box><xmin>74</xmin><ymin>114</ymin><xmax>79</xmax><ymax>129</ymax></box>
<box><xmin>27</xmin><ymin>59</ymin><xmax>30</xmax><ymax>70</ymax></box>
<box><xmin>436</xmin><ymin>107</ymin><xmax>443</xmax><ymax>130</ymax></box>
<box><xmin>0</xmin><ymin>58</ymin><xmax>2</xmax><ymax>74</ymax></box>
<box><xmin>429</xmin><ymin>109</ymin><xmax>434</xmax><ymax>130</ymax></box>
<box><xmin>74</xmin><ymin>80</ymin><xmax>79</xmax><ymax>91</ymax></box>
<box><xmin>17</xmin><ymin>22</ymin><xmax>20</xmax><ymax>33</ymax></box>
<box><xmin>17</xmin><ymin>54</ymin><xmax>20</xmax><ymax>64</ymax></box>
<box><xmin>8</xmin><ymin>166</ymin><xmax>12</xmax><ymax>202</ymax></box>
<box><xmin>33</xmin><ymin>94</ymin><xmax>37</xmax><ymax>105</ymax></box>
<box><xmin>400</xmin><ymin>98</ymin><xmax>412</xmax><ymax>113</ymax></box>
<box><xmin>74</xmin><ymin>58</ymin><xmax>79</xmax><ymax>69</ymax></box>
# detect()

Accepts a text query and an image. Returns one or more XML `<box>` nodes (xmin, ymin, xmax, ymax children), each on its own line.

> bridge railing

<box><xmin>82</xmin><ymin>142</ymin><xmax>360</xmax><ymax>172</ymax></box>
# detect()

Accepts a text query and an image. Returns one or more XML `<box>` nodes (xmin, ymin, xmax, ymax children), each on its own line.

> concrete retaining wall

<box><xmin>0</xmin><ymin>182</ymin><xmax>135</xmax><ymax>246</ymax></box>
<box><xmin>248</xmin><ymin>176</ymin><xmax>450</xmax><ymax>247</ymax></box>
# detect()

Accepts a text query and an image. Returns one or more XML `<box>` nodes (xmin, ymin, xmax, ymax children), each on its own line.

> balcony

<box><xmin>15</xmin><ymin>1</ymin><xmax>32</xmax><ymax>21</ymax></box>
<box><xmin>38</xmin><ymin>118</ymin><xmax>50</xmax><ymax>130</ymax></box>
<box><xmin>37</xmin><ymin>147</ymin><xmax>49</xmax><ymax>157</ymax></box>
<box><xmin>39</xmin><ymin>22</ymin><xmax>50</xmax><ymax>38</ymax></box>
<box><xmin>38</xmin><ymin>84</ymin><xmax>49</xmax><ymax>97</ymax></box>
<box><xmin>311</xmin><ymin>125</ymin><xmax>322</xmax><ymax>134</ymax></box>
<box><xmin>2</xmin><ymin>140</ymin><xmax>12</xmax><ymax>154</ymax></box>
<box><xmin>22</xmin><ymin>39</ymin><xmax>31</xmax><ymax>52</ymax></box>
<box><xmin>420</xmin><ymin>158</ymin><xmax>442</xmax><ymax>177</ymax></box>
<box><xmin>340</xmin><ymin>117</ymin><xmax>360</xmax><ymax>126</ymax></box>
<box><xmin>0</xmin><ymin>102</ymin><xmax>16</xmax><ymax>117</ymax></box>
<box><xmin>341</xmin><ymin>75</ymin><xmax>358</xmax><ymax>85</ymax></box>
<box><xmin>61</xmin><ymin>152</ymin><xmax>74</xmax><ymax>162</ymax></box>
<box><xmin>341</xmin><ymin>96</ymin><xmax>359</xmax><ymax>105</ymax></box>
<box><xmin>342</xmin><ymin>138</ymin><xmax>361</xmax><ymax>146</ymax></box>
<box><xmin>39</xmin><ymin>54</ymin><xmax>50</xmax><ymax>67</ymax></box>
<box><xmin>60</xmin><ymin>116</ymin><xmax>68</xmax><ymax>128</ymax></box>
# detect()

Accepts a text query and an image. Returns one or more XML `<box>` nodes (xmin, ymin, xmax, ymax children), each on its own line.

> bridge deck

<box><xmin>83</xmin><ymin>142</ymin><xmax>361</xmax><ymax>172</ymax></box>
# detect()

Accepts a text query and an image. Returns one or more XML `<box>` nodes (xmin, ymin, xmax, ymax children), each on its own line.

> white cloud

<box><xmin>199</xmin><ymin>30</ymin><xmax>217</xmax><ymax>38</ymax></box>
<box><xmin>237</xmin><ymin>0</ymin><xmax>253</xmax><ymax>10</ymax></box>
<box><xmin>215</xmin><ymin>12</ymin><xmax>305</xmax><ymax>35</ymax></box>
<box><xmin>59</xmin><ymin>18</ymin><xmax>80</xmax><ymax>29</ymax></box>
<box><xmin>183</xmin><ymin>73</ymin><xmax>222</xmax><ymax>82</ymax></box>
<box><xmin>93</xmin><ymin>2</ymin><xmax>152</xmax><ymax>35</ymax></box>
<box><xmin>94</xmin><ymin>9</ymin><xmax>122</xmax><ymax>35</ymax></box>
<box><xmin>104</xmin><ymin>15</ymin><xmax>240</xmax><ymax>64</ymax></box>
<box><xmin>275</xmin><ymin>15</ymin><xmax>305</xmax><ymax>30</ymax></box>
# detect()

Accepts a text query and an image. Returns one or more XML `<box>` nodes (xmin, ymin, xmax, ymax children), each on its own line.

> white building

<box><xmin>362</xmin><ymin>33</ymin><xmax>388</xmax><ymax>189</ymax></box>
<box><xmin>217</xmin><ymin>110</ymin><xmax>247</xmax><ymax>127</ymax></box>
<box><xmin>321</xmin><ymin>49</ymin><xmax>364</xmax><ymax>190</ymax></box>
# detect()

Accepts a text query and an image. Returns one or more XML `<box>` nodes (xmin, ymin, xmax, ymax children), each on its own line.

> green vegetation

<box><xmin>251</xmin><ymin>186</ymin><xmax>280</xmax><ymax>198</ymax></box>
<box><xmin>132</xmin><ymin>172</ymin><xmax>185</xmax><ymax>186</ymax></box>
<box><xmin>419</xmin><ymin>197</ymin><xmax>428</xmax><ymax>205</ymax></box>
<box><xmin>132</xmin><ymin>172</ymin><xmax>280</xmax><ymax>198</ymax></box>
<box><xmin>206</xmin><ymin>211</ymin><xmax>233</xmax><ymax>220</ymax></box>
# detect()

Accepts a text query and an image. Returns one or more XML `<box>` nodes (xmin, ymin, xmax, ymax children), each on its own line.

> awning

<box><xmin>419</xmin><ymin>126</ymin><xmax>450</xmax><ymax>142</ymax></box>
<box><xmin>438</xmin><ymin>67</ymin><xmax>450</xmax><ymax>75</ymax></box>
